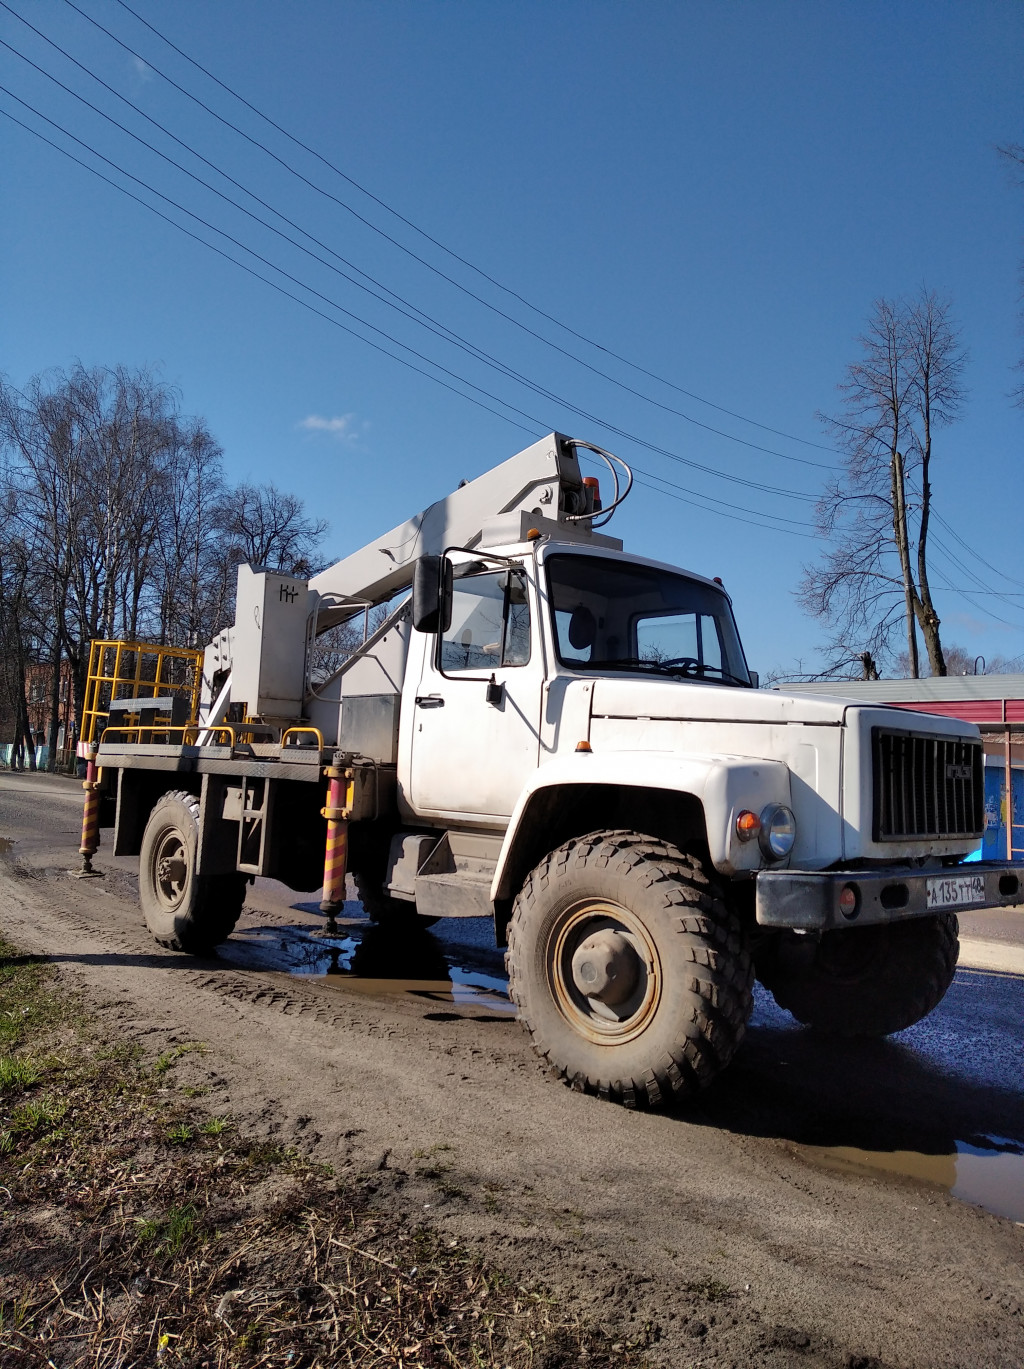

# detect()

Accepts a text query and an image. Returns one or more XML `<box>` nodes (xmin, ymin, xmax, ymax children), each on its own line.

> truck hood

<box><xmin>590</xmin><ymin>677</ymin><xmax>851</xmax><ymax>729</ymax></box>
<box><xmin>586</xmin><ymin>675</ymin><xmax>981</xmax><ymax>868</ymax></box>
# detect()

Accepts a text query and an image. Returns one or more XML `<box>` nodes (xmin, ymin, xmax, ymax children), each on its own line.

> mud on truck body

<box><xmin>83</xmin><ymin>433</ymin><xmax>1024</xmax><ymax>1108</ymax></box>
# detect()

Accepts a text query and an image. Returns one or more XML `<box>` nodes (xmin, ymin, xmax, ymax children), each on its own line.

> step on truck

<box><xmin>81</xmin><ymin>433</ymin><xmax>1024</xmax><ymax>1108</ymax></box>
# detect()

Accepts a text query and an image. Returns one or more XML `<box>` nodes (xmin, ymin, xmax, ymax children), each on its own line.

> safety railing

<box><xmin>281</xmin><ymin>726</ymin><xmax>325</xmax><ymax>749</ymax></box>
<box><xmin>80</xmin><ymin>639</ymin><xmax>204</xmax><ymax>746</ymax></box>
<box><xmin>98</xmin><ymin>723</ymin><xmax>236</xmax><ymax>747</ymax></box>
<box><xmin>97</xmin><ymin>722</ymin><xmax>326</xmax><ymax>754</ymax></box>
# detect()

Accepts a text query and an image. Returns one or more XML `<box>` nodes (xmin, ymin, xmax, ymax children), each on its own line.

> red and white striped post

<box><xmin>75</xmin><ymin>741</ymin><xmax>104</xmax><ymax>878</ymax></box>
<box><xmin>318</xmin><ymin>765</ymin><xmax>352</xmax><ymax>937</ymax></box>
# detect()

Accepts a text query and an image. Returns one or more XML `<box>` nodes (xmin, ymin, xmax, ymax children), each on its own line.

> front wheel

<box><xmin>505</xmin><ymin>830</ymin><xmax>754</xmax><ymax>1108</ymax></box>
<box><xmin>755</xmin><ymin>914</ymin><xmax>959</xmax><ymax>1036</ymax></box>
<box><xmin>139</xmin><ymin>790</ymin><xmax>247</xmax><ymax>952</ymax></box>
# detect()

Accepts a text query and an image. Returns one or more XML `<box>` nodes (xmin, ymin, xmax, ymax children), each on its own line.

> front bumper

<box><xmin>756</xmin><ymin>861</ymin><xmax>1024</xmax><ymax>931</ymax></box>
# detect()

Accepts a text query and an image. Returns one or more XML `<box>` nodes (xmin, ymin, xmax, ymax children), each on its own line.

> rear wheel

<box><xmin>755</xmin><ymin>914</ymin><xmax>959</xmax><ymax>1036</ymax></box>
<box><xmin>139</xmin><ymin>790</ymin><xmax>246</xmax><ymax>952</ymax></box>
<box><xmin>505</xmin><ymin>830</ymin><xmax>754</xmax><ymax>1108</ymax></box>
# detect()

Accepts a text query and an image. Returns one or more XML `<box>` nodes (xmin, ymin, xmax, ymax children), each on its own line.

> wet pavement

<box><xmin>220</xmin><ymin>903</ymin><xmax>515</xmax><ymax>1018</ymax></box>
<box><xmin>223</xmin><ymin>890</ymin><xmax>1024</xmax><ymax>1226</ymax></box>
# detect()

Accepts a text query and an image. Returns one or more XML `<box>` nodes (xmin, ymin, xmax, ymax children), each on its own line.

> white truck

<box><xmin>92</xmin><ymin>433</ymin><xmax>1024</xmax><ymax>1108</ymax></box>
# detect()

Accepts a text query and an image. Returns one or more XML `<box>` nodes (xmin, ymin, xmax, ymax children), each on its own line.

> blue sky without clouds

<box><xmin>2</xmin><ymin>0</ymin><xmax>1022</xmax><ymax>677</ymax></box>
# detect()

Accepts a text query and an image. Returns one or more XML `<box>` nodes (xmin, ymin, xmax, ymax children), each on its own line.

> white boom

<box><xmin>199</xmin><ymin>433</ymin><xmax>605</xmax><ymax>726</ymax></box>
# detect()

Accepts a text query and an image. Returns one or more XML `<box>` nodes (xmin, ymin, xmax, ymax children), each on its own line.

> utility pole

<box><xmin>891</xmin><ymin>449</ymin><xmax>919</xmax><ymax>677</ymax></box>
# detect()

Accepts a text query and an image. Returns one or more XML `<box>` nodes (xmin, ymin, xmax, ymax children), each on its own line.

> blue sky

<box><xmin>2</xmin><ymin>0</ymin><xmax>1022</xmax><ymax>677</ymax></box>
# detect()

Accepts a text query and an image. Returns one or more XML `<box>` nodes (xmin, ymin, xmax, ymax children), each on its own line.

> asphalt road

<box><xmin>1</xmin><ymin>768</ymin><xmax>1023</xmax><ymax>1368</ymax></box>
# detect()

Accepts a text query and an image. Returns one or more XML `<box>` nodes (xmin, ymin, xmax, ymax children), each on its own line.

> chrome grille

<box><xmin>872</xmin><ymin>728</ymin><xmax>983</xmax><ymax>841</ymax></box>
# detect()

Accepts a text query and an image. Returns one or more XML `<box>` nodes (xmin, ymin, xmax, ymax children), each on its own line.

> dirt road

<box><xmin>1</xmin><ymin>770</ymin><xmax>1022</xmax><ymax>1368</ymax></box>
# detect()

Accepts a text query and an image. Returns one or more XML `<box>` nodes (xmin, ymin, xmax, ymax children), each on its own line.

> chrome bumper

<box><xmin>755</xmin><ymin>861</ymin><xmax>1024</xmax><ymax>931</ymax></box>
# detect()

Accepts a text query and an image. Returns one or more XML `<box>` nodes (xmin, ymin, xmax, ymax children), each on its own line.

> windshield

<box><xmin>546</xmin><ymin>554</ymin><xmax>751</xmax><ymax>686</ymax></box>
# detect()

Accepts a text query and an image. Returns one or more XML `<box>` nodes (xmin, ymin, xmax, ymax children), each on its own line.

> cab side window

<box><xmin>439</xmin><ymin>571</ymin><xmax>531</xmax><ymax>671</ymax></box>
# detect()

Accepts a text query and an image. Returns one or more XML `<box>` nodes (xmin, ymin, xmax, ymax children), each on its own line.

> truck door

<box><xmin>409</xmin><ymin>566</ymin><xmax>542</xmax><ymax>820</ymax></box>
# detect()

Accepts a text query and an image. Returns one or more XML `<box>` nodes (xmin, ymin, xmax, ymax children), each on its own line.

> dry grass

<box><xmin>0</xmin><ymin>937</ymin><xmax>649</xmax><ymax>1368</ymax></box>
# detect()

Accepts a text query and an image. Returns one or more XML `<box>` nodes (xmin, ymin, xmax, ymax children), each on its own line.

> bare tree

<box><xmin>214</xmin><ymin>482</ymin><xmax>328</xmax><ymax>573</ymax></box>
<box><xmin>150</xmin><ymin>419</ymin><xmax>228</xmax><ymax>645</ymax></box>
<box><xmin>0</xmin><ymin>365</ymin><xmax>225</xmax><ymax>762</ymax></box>
<box><xmin>0</xmin><ymin>503</ymin><xmax>47</xmax><ymax>769</ymax></box>
<box><xmin>800</xmin><ymin>290</ymin><xmax>967</xmax><ymax>678</ymax></box>
<box><xmin>0</xmin><ymin>363</ymin><xmax>331</xmax><ymax>768</ymax></box>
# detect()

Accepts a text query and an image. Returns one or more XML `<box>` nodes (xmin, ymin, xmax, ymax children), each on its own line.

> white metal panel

<box><xmin>231</xmin><ymin>565</ymin><xmax>309</xmax><ymax>717</ymax></box>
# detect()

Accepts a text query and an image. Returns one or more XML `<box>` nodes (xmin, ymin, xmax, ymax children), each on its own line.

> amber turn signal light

<box><xmin>735</xmin><ymin>810</ymin><xmax>760</xmax><ymax>841</ymax></box>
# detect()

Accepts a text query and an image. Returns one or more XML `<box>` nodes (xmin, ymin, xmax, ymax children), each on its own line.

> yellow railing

<box><xmin>281</xmin><ymin>726</ymin><xmax>325</xmax><ymax>749</ymax></box>
<box><xmin>98</xmin><ymin>723</ymin><xmax>235</xmax><ymax>747</ymax></box>
<box><xmin>81</xmin><ymin>639</ymin><xmax>204</xmax><ymax>745</ymax></box>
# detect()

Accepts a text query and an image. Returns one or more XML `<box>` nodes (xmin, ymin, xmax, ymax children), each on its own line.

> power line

<box><xmin>929</xmin><ymin>538</ymin><xmax>1024</xmax><ymax>628</ymax></box>
<box><xmin>0</xmin><ymin>54</ymin><xmax>820</xmax><ymax>508</ymax></box>
<box><xmin>0</xmin><ymin>82</ymin><xmax>551</xmax><ymax>432</ymax></box>
<box><xmin>631</xmin><ymin>473</ymin><xmax>818</xmax><ymax>538</ymax></box>
<box><xmin>936</xmin><ymin>586</ymin><xmax>1024</xmax><ymax>630</ymax></box>
<box><xmin>932</xmin><ymin>585</ymin><xmax>1024</xmax><ymax>597</ymax></box>
<box><xmin>0</xmin><ymin>101</ymin><xmax>539</xmax><ymax>437</ymax></box>
<box><xmin>930</xmin><ymin>532</ymin><xmax>1024</xmax><ymax>609</ymax></box>
<box><xmin>0</xmin><ymin>98</ymin><xmax>819</xmax><ymax>542</ymax></box>
<box><xmin>932</xmin><ymin>510</ymin><xmax>1024</xmax><ymax>589</ymax></box>
<box><xmin>54</xmin><ymin>0</ymin><xmax>839</xmax><ymax>466</ymax></box>
<box><xmin>0</xmin><ymin>29</ymin><xmax>591</xmax><ymax>423</ymax></box>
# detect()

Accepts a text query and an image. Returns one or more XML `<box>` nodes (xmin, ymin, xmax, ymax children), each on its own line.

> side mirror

<box><xmin>748</xmin><ymin>671</ymin><xmax>759</xmax><ymax>690</ymax></box>
<box><xmin>412</xmin><ymin>555</ymin><xmax>453</xmax><ymax>633</ymax></box>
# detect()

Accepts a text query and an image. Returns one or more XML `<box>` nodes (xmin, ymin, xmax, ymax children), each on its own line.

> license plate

<box><xmin>926</xmin><ymin>874</ymin><xmax>985</xmax><ymax>910</ymax></box>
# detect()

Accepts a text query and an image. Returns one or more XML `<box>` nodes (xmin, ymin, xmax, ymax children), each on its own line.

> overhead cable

<box><xmin>0</xmin><ymin>98</ymin><xmax>819</xmax><ymax>541</ymax></box>
<box><xmin>0</xmin><ymin>54</ymin><xmax>819</xmax><ymax>507</ymax></box>
<box><xmin>51</xmin><ymin>0</ymin><xmax>839</xmax><ymax>465</ymax></box>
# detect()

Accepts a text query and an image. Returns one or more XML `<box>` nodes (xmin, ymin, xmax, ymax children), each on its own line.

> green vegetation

<box><xmin>0</xmin><ymin>1055</ymin><xmax>41</xmax><ymax>1091</ymax></box>
<box><xmin>154</xmin><ymin>1041</ymin><xmax>207</xmax><ymax>1075</ymax></box>
<box><xmin>0</xmin><ymin>932</ymin><xmax>649</xmax><ymax>1367</ymax></box>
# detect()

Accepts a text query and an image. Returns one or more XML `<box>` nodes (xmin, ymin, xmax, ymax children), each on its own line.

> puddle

<box><xmin>799</xmin><ymin>1135</ymin><xmax>1024</xmax><ymax>1223</ymax></box>
<box><xmin>223</xmin><ymin>920</ymin><xmax>516</xmax><ymax>1016</ymax></box>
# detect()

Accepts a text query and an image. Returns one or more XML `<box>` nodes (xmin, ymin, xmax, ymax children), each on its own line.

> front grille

<box><xmin>872</xmin><ymin>728</ymin><xmax>983</xmax><ymax>841</ymax></box>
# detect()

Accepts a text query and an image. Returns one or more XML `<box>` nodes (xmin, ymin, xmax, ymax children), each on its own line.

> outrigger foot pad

<box><xmin>311</xmin><ymin>900</ymin><xmax>343</xmax><ymax>938</ymax></box>
<box><xmin>70</xmin><ymin>856</ymin><xmax>105</xmax><ymax>879</ymax></box>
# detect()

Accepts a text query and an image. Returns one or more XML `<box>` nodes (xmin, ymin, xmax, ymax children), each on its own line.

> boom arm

<box><xmin>200</xmin><ymin>434</ymin><xmax>591</xmax><ymax>724</ymax></box>
<box><xmin>308</xmin><ymin>432</ymin><xmax>587</xmax><ymax>625</ymax></box>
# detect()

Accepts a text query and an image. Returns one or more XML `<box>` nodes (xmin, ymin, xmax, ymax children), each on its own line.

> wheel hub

<box><xmin>157</xmin><ymin>855</ymin><xmax>187</xmax><ymax>885</ymax></box>
<box><xmin>570</xmin><ymin>929</ymin><xmax>639</xmax><ymax>1006</ymax></box>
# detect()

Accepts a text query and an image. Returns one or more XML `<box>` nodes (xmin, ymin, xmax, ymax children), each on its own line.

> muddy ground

<box><xmin>1</xmin><ymin>770</ymin><xmax>1022</xmax><ymax>1368</ymax></box>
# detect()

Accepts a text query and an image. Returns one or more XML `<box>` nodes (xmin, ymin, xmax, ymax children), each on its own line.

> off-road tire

<box><xmin>351</xmin><ymin>872</ymin><xmax>439</xmax><ymax>929</ymax></box>
<box><xmin>139</xmin><ymin>790</ymin><xmax>246</xmax><ymax>953</ymax></box>
<box><xmin>755</xmin><ymin>913</ymin><xmax>959</xmax><ymax>1036</ymax></box>
<box><xmin>505</xmin><ymin>829</ymin><xmax>754</xmax><ymax>1108</ymax></box>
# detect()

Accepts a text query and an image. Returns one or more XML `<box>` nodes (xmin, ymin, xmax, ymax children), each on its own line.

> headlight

<box><xmin>758</xmin><ymin>804</ymin><xmax>796</xmax><ymax>860</ymax></box>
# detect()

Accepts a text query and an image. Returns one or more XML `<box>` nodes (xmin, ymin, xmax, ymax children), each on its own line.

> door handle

<box><xmin>415</xmin><ymin>694</ymin><xmax>445</xmax><ymax>708</ymax></box>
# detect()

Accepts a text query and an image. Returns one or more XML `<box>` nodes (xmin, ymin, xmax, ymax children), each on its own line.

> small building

<box><xmin>0</xmin><ymin>659</ymin><xmax>79</xmax><ymax>771</ymax></box>
<box><xmin>780</xmin><ymin>675</ymin><xmax>1024</xmax><ymax>860</ymax></box>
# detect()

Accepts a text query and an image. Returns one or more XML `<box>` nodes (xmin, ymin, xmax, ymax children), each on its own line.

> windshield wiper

<box><xmin>593</xmin><ymin>657</ymin><xmax>750</xmax><ymax>686</ymax></box>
